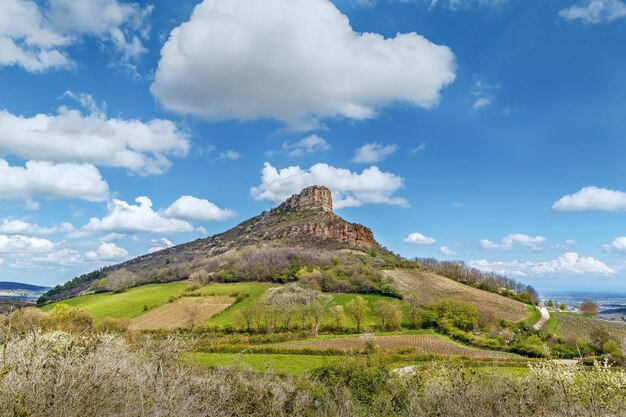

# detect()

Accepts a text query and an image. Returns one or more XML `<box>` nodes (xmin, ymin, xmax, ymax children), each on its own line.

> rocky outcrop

<box><xmin>274</xmin><ymin>186</ymin><xmax>333</xmax><ymax>213</ymax></box>
<box><xmin>264</xmin><ymin>187</ymin><xmax>377</xmax><ymax>247</ymax></box>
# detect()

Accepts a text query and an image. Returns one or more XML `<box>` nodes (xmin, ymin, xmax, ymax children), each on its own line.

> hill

<box><xmin>383</xmin><ymin>269</ymin><xmax>530</xmax><ymax>323</ymax></box>
<box><xmin>39</xmin><ymin>186</ymin><xmax>407</xmax><ymax>304</ymax></box>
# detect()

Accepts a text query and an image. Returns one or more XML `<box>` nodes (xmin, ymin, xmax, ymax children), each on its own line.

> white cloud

<box><xmin>101</xmin><ymin>233</ymin><xmax>127</xmax><ymax>242</ymax></box>
<box><xmin>282</xmin><ymin>135</ymin><xmax>331</xmax><ymax>157</ymax></box>
<box><xmin>603</xmin><ymin>236</ymin><xmax>626</xmax><ymax>254</ymax></box>
<box><xmin>410</xmin><ymin>142</ymin><xmax>427</xmax><ymax>155</ymax></box>
<box><xmin>553</xmin><ymin>186</ymin><xmax>626</xmax><ymax>211</ymax></box>
<box><xmin>251</xmin><ymin>162</ymin><xmax>408</xmax><ymax>208</ymax></box>
<box><xmin>559</xmin><ymin>0</ymin><xmax>626</xmax><ymax>24</ymax></box>
<box><xmin>148</xmin><ymin>238</ymin><xmax>174</xmax><ymax>253</ymax></box>
<box><xmin>0</xmin><ymin>0</ymin><xmax>152</xmax><ymax>73</ymax></box>
<box><xmin>470</xmin><ymin>252</ymin><xmax>615</xmax><ymax>277</ymax></box>
<box><xmin>85</xmin><ymin>242</ymin><xmax>129</xmax><ymax>261</ymax></box>
<box><xmin>218</xmin><ymin>151</ymin><xmax>242</xmax><ymax>161</ymax></box>
<box><xmin>353</xmin><ymin>143</ymin><xmax>399</xmax><ymax>163</ymax></box>
<box><xmin>0</xmin><ymin>160</ymin><xmax>109</xmax><ymax>202</ymax></box>
<box><xmin>439</xmin><ymin>245</ymin><xmax>458</xmax><ymax>256</ymax></box>
<box><xmin>0</xmin><ymin>98</ymin><xmax>189</xmax><ymax>176</ymax></box>
<box><xmin>0</xmin><ymin>235</ymin><xmax>55</xmax><ymax>254</ymax></box>
<box><xmin>0</xmin><ymin>219</ymin><xmax>74</xmax><ymax>236</ymax></box>
<box><xmin>151</xmin><ymin>0</ymin><xmax>456</xmax><ymax>129</ymax></box>
<box><xmin>423</xmin><ymin>0</ymin><xmax>508</xmax><ymax>10</ymax></box>
<box><xmin>161</xmin><ymin>196</ymin><xmax>236</xmax><ymax>222</ymax></box>
<box><xmin>84</xmin><ymin>196</ymin><xmax>194</xmax><ymax>234</ymax></box>
<box><xmin>480</xmin><ymin>233</ymin><xmax>546</xmax><ymax>251</ymax></box>
<box><xmin>471</xmin><ymin>79</ymin><xmax>499</xmax><ymax>111</ymax></box>
<box><xmin>404</xmin><ymin>232</ymin><xmax>436</xmax><ymax>245</ymax></box>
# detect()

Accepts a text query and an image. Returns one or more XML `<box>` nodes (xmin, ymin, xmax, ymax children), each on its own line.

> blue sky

<box><xmin>1</xmin><ymin>0</ymin><xmax>625</xmax><ymax>294</ymax></box>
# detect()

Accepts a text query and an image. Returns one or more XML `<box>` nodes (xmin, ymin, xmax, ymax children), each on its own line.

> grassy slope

<box><xmin>522</xmin><ymin>305</ymin><xmax>543</xmax><ymax>328</ymax></box>
<box><xmin>383</xmin><ymin>269</ymin><xmax>530</xmax><ymax>323</ymax></box>
<box><xmin>40</xmin><ymin>283</ymin><xmax>189</xmax><ymax>320</ymax></box>
<box><xmin>40</xmin><ymin>281</ymin><xmax>400</xmax><ymax>328</ymax></box>
<box><xmin>186</xmin><ymin>353</ymin><xmax>341</xmax><ymax>375</ymax></box>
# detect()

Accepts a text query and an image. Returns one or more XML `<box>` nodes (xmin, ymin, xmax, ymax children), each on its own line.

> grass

<box><xmin>384</xmin><ymin>269</ymin><xmax>530</xmax><ymax>323</ymax></box>
<box><xmin>186</xmin><ymin>352</ymin><xmax>341</xmax><ymax>375</ymax></box>
<box><xmin>542</xmin><ymin>312</ymin><xmax>562</xmax><ymax>337</ymax></box>
<box><xmin>40</xmin><ymin>282</ymin><xmax>189</xmax><ymax>320</ymax></box>
<box><xmin>202</xmin><ymin>282</ymin><xmax>402</xmax><ymax>328</ymax></box>
<box><xmin>201</xmin><ymin>282</ymin><xmax>278</xmax><ymax>326</ymax></box>
<box><xmin>522</xmin><ymin>305</ymin><xmax>542</xmax><ymax>328</ymax></box>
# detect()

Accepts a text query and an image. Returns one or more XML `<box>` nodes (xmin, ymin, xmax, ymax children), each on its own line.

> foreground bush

<box><xmin>1</xmin><ymin>331</ymin><xmax>625</xmax><ymax>416</ymax></box>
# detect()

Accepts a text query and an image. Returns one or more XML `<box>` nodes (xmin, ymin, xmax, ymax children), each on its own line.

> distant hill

<box><xmin>0</xmin><ymin>281</ymin><xmax>49</xmax><ymax>303</ymax></box>
<box><xmin>0</xmin><ymin>281</ymin><xmax>48</xmax><ymax>292</ymax></box>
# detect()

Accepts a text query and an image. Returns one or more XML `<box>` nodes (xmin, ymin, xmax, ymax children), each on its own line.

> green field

<box><xmin>41</xmin><ymin>282</ymin><xmax>189</xmax><ymax>320</ymax></box>
<box><xmin>203</xmin><ymin>283</ymin><xmax>402</xmax><ymax>328</ymax></box>
<box><xmin>186</xmin><ymin>352</ymin><xmax>341</xmax><ymax>375</ymax></box>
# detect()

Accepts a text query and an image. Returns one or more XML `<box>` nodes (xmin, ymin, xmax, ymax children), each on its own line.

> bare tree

<box><xmin>106</xmin><ymin>269</ymin><xmax>137</xmax><ymax>293</ymax></box>
<box><xmin>404</xmin><ymin>292</ymin><xmax>421</xmax><ymax>329</ymax></box>
<box><xmin>330</xmin><ymin>305</ymin><xmax>346</xmax><ymax>332</ymax></box>
<box><xmin>579</xmin><ymin>300</ymin><xmax>599</xmax><ymax>317</ymax></box>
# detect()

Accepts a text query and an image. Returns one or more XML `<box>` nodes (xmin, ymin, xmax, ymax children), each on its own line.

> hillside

<box><xmin>40</xmin><ymin>186</ymin><xmax>405</xmax><ymax>304</ymax></box>
<box><xmin>383</xmin><ymin>269</ymin><xmax>530</xmax><ymax>323</ymax></box>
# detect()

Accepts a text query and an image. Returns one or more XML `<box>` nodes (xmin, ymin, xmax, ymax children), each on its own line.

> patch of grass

<box><xmin>40</xmin><ymin>283</ymin><xmax>189</xmax><ymax>320</ymax></box>
<box><xmin>185</xmin><ymin>352</ymin><xmax>341</xmax><ymax>375</ymax></box>
<box><xmin>522</xmin><ymin>305</ymin><xmax>542</xmax><ymax>328</ymax></box>
<box><xmin>542</xmin><ymin>312</ymin><xmax>562</xmax><ymax>337</ymax></box>
<box><xmin>202</xmin><ymin>282</ymin><xmax>278</xmax><ymax>326</ymax></box>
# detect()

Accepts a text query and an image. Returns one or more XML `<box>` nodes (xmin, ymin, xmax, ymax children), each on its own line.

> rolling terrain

<box><xmin>383</xmin><ymin>269</ymin><xmax>530</xmax><ymax>323</ymax></box>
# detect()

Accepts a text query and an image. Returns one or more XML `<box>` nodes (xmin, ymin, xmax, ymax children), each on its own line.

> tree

<box><xmin>330</xmin><ymin>305</ymin><xmax>346</xmax><ymax>332</ymax></box>
<box><xmin>310</xmin><ymin>294</ymin><xmax>333</xmax><ymax>336</ymax></box>
<box><xmin>546</xmin><ymin>300</ymin><xmax>554</xmax><ymax>308</ymax></box>
<box><xmin>106</xmin><ymin>269</ymin><xmax>137</xmax><ymax>293</ymax></box>
<box><xmin>558</xmin><ymin>303</ymin><xmax>567</xmax><ymax>311</ymax></box>
<box><xmin>603</xmin><ymin>340</ymin><xmax>622</xmax><ymax>357</ymax></box>
<box><xmin>374</xmin><ymin>301</ymin><xmax>402</xmax><ymax>331</ymax></box>
<box><xmin>404</xmin><ymin>292</ymin><xmax>421</xmax><ymax>329</ymax></box>
<box><xmin>346</xmin><ymin>296</ymin><xmax>370</xmax><ymax>333</ymax></box>
<box><xmin>579</xmin><ymin>300</ymin><xmax>599</xmax><ymax>317</ymax></box>
<box><xmin>184</xmin><ymin>304</ymin><xmax>201</xmax><ymax>329</ymax></box>
<box><xmin>431</xmin><ymin>299</ymin><xmax>479</xmax><ymax>332</ymax></box>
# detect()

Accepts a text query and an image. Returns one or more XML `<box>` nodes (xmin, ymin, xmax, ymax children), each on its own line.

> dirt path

<box><xmin>532</xmin><ymin>307</ymin><xmax>550</xmax><ymax>331</ymax></box>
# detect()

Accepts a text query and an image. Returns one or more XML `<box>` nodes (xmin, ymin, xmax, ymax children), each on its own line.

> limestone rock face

<box><xmin>266</xmin><ymin>186</ymin><xmax>377</xmax><ymax>247</ymax></box>
<box><xmin>274</xmin><ymin>186</ymin><xmax>333</xmax><ymax>213</ymax></box>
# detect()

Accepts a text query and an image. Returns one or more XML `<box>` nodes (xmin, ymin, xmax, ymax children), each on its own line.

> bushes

<box><xmin>426</xmin><ymin>299</ymin><xmax>479</xmax><ymax>332</ymax></box>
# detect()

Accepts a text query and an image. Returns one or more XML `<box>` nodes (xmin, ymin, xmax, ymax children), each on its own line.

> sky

<box><xmin>0</xmin><ymin>0</ymin><xmax>625</xmax><ymax>294</ymax></box>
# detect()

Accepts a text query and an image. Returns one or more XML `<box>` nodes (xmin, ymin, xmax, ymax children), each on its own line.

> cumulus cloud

<box><xmin>353</xmin><ymin>143</ymin><xmax>399</xmax><ymax>163</ymax></box>
<box><xmin>0</xmin><ymin>0</ymin><xmax>153</xmax><ymax>73</ymax></box>
<box><xmin>470</xmin><ymin>252</ymin><xmax>615</xmax><ymax>277</ymax></box>
<box><xmin>559</xmin><ymin>0</ymin><xmax>626</xmax><ymax>24</ymax></box>
<box><xmin>0</xmin><ymin>160</ymin><xmax>109</xmax><ymax>201</ymax></box>
<box><xmin>0</xmin><ymin>235</ymin><xmax>55</xmax><ymax>254</ymax></box>
<box><xmin>553</xmin><ymin>186</ymin><xmax>626</xmax><ymax>211</ymax></box>
<box><xmin>603</xmin><ymin>236</ymin><xmax>626</xmax><ymax>254</ymax></box>
<box><xmin>85</xmin><ymin>242</ymin><xmax>129</xmax><ymax>261</ymax></box>
<box><xmin>480</xmin><ymin>234</ymin><xmax>546</xmax><ymax>251</ymax></box>
<box><xmin>251</xmin><ymin>162</ymin><xmax>408</xmax><ymax>208</ymax></box>
<box><xmin>148</xmin><ymin>238</ymin><xmax>174</xmax><ymax>253</ymax></box>
<box><xmin>0</xmin><ymin>98</ymin><xmax>189</xmax><ymax>176</ymax></box>
<box><xmin>161</xmin><ymin>196</ymin><xmax>236</xmax><ymax>222</ymax></box>
<box><xmin>439</xmin><ymin>245</ymin><xmax>458</xmax><ymax>256</ymax></box>
<box><xmin>0</xmin><ymin>219</ymin><xmax>74</xmax><ymax>236</ymax></box>
<box><xmin>84</xmin><ymin>197</ymin><xmax>194</xmax><ymax>234</ymax></box>
<box><xmin>404</xmin><ymin>232</ymin><xmax>436</xmax><ymax>245</ymax></box>
<box><xmin>282</xmin><ymin>135</ymin><xmax>331</xmax><ymax>157</ymax></box>
<box><xmin>151</xmin><ymin>0</ymin><xmax>456</xmax><ymax>129</ymax></box>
